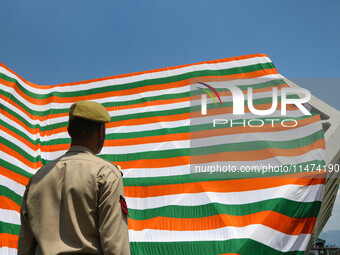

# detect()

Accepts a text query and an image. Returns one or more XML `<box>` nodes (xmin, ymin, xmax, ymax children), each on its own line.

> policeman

<box><xmin>18</xmin><ymin>101</ymin><xmax>130</xmax><ymax>255</ymax></box>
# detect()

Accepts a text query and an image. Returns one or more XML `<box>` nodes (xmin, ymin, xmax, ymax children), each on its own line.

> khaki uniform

<box><xmin>18</xmin><ymin>146</ymin><xmax>130</xmax><ymax>255</ymax></box>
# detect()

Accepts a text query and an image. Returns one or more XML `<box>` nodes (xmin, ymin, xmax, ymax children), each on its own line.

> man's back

<box><xmin>19</xmin><ymin>146</ymin><xmax>130</xmax><ymax>255</ymax></box>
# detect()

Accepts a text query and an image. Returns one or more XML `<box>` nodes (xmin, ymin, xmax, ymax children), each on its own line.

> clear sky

<box><xmin>1</xmin><ymin>0</ymin><xmax>340</xmax><ymax>240</ymax></box>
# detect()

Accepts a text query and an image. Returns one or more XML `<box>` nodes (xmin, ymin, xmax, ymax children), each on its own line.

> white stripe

<box><xmin>0</xmin><ymin>94</ymin><xmax>189</xmax><ymax>130</ymax></box>
<box><xmin>0</xmin><ymin>97</ymin><xmax>68</xmax><ymax>127</ymax></box>
<box><xmin>105</xmin><ymin>108</ymin><xmax>316</xmax><ymax>146</ymax></box>
<box><xmin>107</xmin><ymin>119</ymin><xmax>190</xmax><ymax>134</ymax></box>
<box><xmin>0</xmin><ymin>112</ymin><xmax>39</xmax><ymax>138</ymax></box>
<box><xmin>129</xmin><ymin>224</ymin><xmax>310</xmax><ymax>252</ymax></box>
<box><xmin>0</xmin><ymin>106</ymin><xmax>310</xmax><ymax>147</ymax></box>
<box><xmin>0</xmin><ymin>143</ymin><xmax>324</xmax><ymax>179</ymax></box>
<box><xmin>109</xmin><ymin>87</ymin><xmax>284</xmax><ymax>118</ymax></box>
<box><xmin>103</xmin><ymin>74</ymin><xmax>280</xmax><ymax>105</ymax></box>
<box><xmin>0</xmin><ymin>87</ymin><xmax>282</xmax><ymax>128</ymax></box>
<box><xmin>0</xmin><ymin>119</ymin><xmax>68</xmax><ymax>163</ymax></box>
<box><xmin>122</xmin><ymin>148</ymin><xmax>325</xmax><ymax>177</ymax></box>
<box><xmin>0</xmin><ymin>150</ymin><xmax>37</xmax><ymax>174</ymax></box>
<box><xmin>192</xmin><ymin>121</ymin><xmax>323</xmax><ymax>148</ymax></box>
<box><xmin>105</xmin><ymin>108</ymin><xmax>305</xmax><ymax>134</ymax></box>
<box><xmin>1</xmin><ymin>108</ymin><xmax>188</xmax><ymax>148</ymax></box>
<box><xmin>41</xmin><ymin>150</ymin><xmax>67</xmax><ymax>162</ymax></box>
<box><xmin>0</xmin><ymin>77</ymin><xmax>288</xmax><ymax>124</ymax></box>
<box><xmin>101</xmin><ymin>140</ymin><xmax>188</xmax><ymax>155</ymax></box>
<box><xmin>0</xmin><ymin>129</ymin><xmax>41</xmax><ymax>157</ymax></box>
<box><xmin>108</xmin><ymin>100</ymin><xmax>190</xmax><ymax>117</ymax></box>
<box><xmin>101</xmin><ymin>121</ymin><xmax>323</xmax><ymax>155</ymax></box>
<box><xmin>0</xmin><ymin>82</ymin><xmax>191</xmax><ymax>112</ymax></box>
<box><xmin>0</xmin><ymin>146</ymin><xmax>66</xmax><ymax>170</ymax></box>
<box><xmin>38</xmin><ymin>117</ymin><xmax>189</xmax><ymax>141</ymax></box>
<box><xmin>0</xmin><ymin>174</ymin><xmax>26</xmax><ymax>196</ymax></box>
<box><xmin>0</xmin><ymin>209</ymin><xmax>20</xmax><ymax>225</ymax></box>
<box><xmin>7</xmin><ymin>107</ymin><xmax>315</xmax><ymax>146</ymax></box>
<box><xmin>39</xmin><ymin>131</ymin><xmax>69</xmax><ymax>143</ymax></box>
<box><xmin>0</xmin><ymin>113</ymin><xmax>323</xmax><ymax>176</ymax></box>
<box><xmin>0</xmin><ymin>120</ymin><xmax>323</xmax><ymax>175</ymax></box>
<box><xmin>0</xmin><ymin>56</ymin><xmax>272</xmax><ymax>95</ymax></box>
<box><xmin>0</xmin><ymin>121</ymin><xmax>324</xmax><ymax>163</ymax></box>
<box><xmin>0</xmin><ymin>101</ymin><xmax>191</xmax><ymax>140</ymax></box>
<box><xmin>0</xmin><ymin>94</ymin><xmax>308</xmax><ymax>140</ymax></box>
<box><xmin>126</xmin><ymin>184</ymin><xmax>324</xmax><ymax>210</ymax></box>
<box><xmin>0</xmin><ymin>247</ymin><xmax>18</xmax><ymax>255</ymax></box>
<box><xmin>123</xmin><ymin>165</ymin><xmax>191</xmax><ymax>177</ymax></box>
<box><xmin>197</xmin><ymin>74</ymin><xmax>283</xmax><ymax>88</ymax></box>
<box><xmin>0</xmin><ymin>73</ymin><xmax>283</xmax><ymax>114</ymax></box>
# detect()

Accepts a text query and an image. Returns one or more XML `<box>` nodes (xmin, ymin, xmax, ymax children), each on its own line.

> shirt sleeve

<box><xmin>97</xmin><ymin>166</ymin><xmax>130</xmax><ymax>255</ymax></box>
<box><xmin>18</xmin><ymin>182</ymin><xmax>38</xmax><ymax>254</ymax></box>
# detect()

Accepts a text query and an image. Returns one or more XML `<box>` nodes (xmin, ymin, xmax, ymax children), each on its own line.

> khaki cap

<box><xmin>69</xmin><ymin>101</ymin><xmax>111</xmax><ymax>123</ymax></box>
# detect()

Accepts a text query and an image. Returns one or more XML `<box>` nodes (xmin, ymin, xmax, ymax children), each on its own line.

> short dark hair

<box><xmin>68</xmin><ymin>117</ymin><xmax>103</xmax><ymax>140</ymax></box>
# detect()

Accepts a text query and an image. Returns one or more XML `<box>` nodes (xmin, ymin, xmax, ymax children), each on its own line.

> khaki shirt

<box><xmin>18</xmin><ymin>146</ymin><xmax>130</xmax><ymax>255</ymax></box>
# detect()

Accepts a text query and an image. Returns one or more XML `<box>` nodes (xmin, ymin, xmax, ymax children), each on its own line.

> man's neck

<box><xmin>70</xmin><ymin>141</ymin><xmax>98</xmax><ymax>154</ymax></box>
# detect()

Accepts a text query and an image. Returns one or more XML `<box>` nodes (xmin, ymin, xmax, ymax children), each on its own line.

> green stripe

<box><xmin>101</xmin><ymin>148</ymin><xmax>188</xmax><ymax>161</ymax></box>
<box><xmin>0</xmin><ymin>93</ymin><xmax>310</xmax><ymax>136</ymax></box>
<box><xmin>0</xmin><ymin>185</ymin><xmax>23</xmax><ymax>205</ymax></box>
<box><xmin>102</xmin><ymin>130</ymin><xmax>323</xmax><ymax>162</ymax></box>
<box><xmin>191</xmin><ymin>130</ymin><xmax>324</xmax><ymax>156</ymax></box>
<box><xmin>0</xmin><ymin>221</ymin><xmax>20</xmax><ymax>235</ymax></box>
<box><xmin>0</xmin><ymin>102</ymin><xmax>67</xmax><ymax>131</ymax></box>
<box><xmin>0</xmin><ymin>120</ymin><xmax>38</xmax><ymax>145</ymax></box>
<box><xmin>0</xmin><ymin>78</ymin><xmax>287</xmax><ymax>118</ymax></box>
<box><xmin>3</xmin><ymin>93</ymin><xmax>290</xmax><ymax>130</ymax></box>
<box><xmin>0</xmin><ymin>159</ymin><xmax>33</xmax><ymax>179</ymax></box>
<box><xmin>130</xmin><ymin>239</ymin><xmax>304</xmax><ymax>255</ymax></box>
<box><xmin>0</xmin><ymin>112</ymin><xmax>319</xmax><ymax>148</ymax></box>
<box><xmin>0</xmin><ymin>117</ymin><xmax>322</xmax><ymax>165</ymax></box>
<box><xmin>111</xmin><ymin>105</ymin><xmax>189</xmax><ymax>122</ymax></box>
<box><xmin>51</xmin><ymin>114</ymin><xmax>319</xmax><ymax>144</ymax></box>
<box><xmin>129</xmin><ymin>198</ymin><xmax>321</xmax><ymax>220</ymax></box>
<box><xmin>110</xmin><ymin>95</ymin><xmax>292</xmax><ymax>123</ymax></box>
<box><xmin>0</xmin><ymin>87</ymin><xmax>190</xmax><ymax>117</ymax></box>
<box><xmin>0</xmin><ymin>136</ymin><xmax>41</xmax><ymax>163</ymax></box>
<box><xmin>103</xmin><ymin>126</ymin><xmax>188</xmax><ymax>140</ymax></box>
<box><xmin>1</xmin><ymin>125</ymin><xmax>322</xmax><ymax>165</ymax></box>
<box><xmin>0</xmin><ymin>62</ymin><xmax>276</xmax><ymax>99</ymax></box>
<box><xmin>123</xmin><ymin>160</ymin><xmax>326</xmax><ymax>186</ymax></box>
<box><xmin>45</xmin><ymin>124</ymin><xmax>187</xmax><ymax>145</ymax></box>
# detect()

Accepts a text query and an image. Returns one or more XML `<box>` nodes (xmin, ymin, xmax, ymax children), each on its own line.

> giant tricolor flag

<box><xmin>0</xmin><ymin>54</ymin><xmax>326</xmax><ymax>254</ymax></box>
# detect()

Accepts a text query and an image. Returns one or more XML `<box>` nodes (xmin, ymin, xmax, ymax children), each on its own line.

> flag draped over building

<box><xmin>0</xmin><ymin>54</ymin><xmax>326</xmax><ymax>254</ymax></box>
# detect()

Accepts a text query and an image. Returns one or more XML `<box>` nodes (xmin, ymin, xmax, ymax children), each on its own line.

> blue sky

<box><xmin>1</xmin><ymin>0</ymin><xmax>340</xmax><ymax>241</ymax></box>
<box><xmin>1</xmin><ymin>0</ymin><xmax>339</xmax><ymax>109</ymax></box>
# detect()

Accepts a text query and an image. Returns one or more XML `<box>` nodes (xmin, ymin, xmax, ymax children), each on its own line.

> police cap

<box><xmin>69</xmin><ymin>101</ymin><xmax>111</xmax><ymax>123</ymax></box>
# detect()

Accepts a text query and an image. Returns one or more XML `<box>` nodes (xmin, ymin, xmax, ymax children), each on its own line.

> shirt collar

<box><xmin>67</xmin><ymin>145</ymin><xmax>94</xmax><ymax>155</ymax></box>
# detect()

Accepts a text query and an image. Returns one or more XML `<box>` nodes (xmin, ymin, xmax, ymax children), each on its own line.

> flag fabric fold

<box><xmin>0</xmin><ymin>54</ymin><xmax>325</xmax><ymax>254</ymax></box>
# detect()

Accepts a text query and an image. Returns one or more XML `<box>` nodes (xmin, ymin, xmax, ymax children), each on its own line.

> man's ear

<box><xmin>98</xmin><ymin>124</ymin><xmax>105</xmax><ymax>139</ymax></box>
